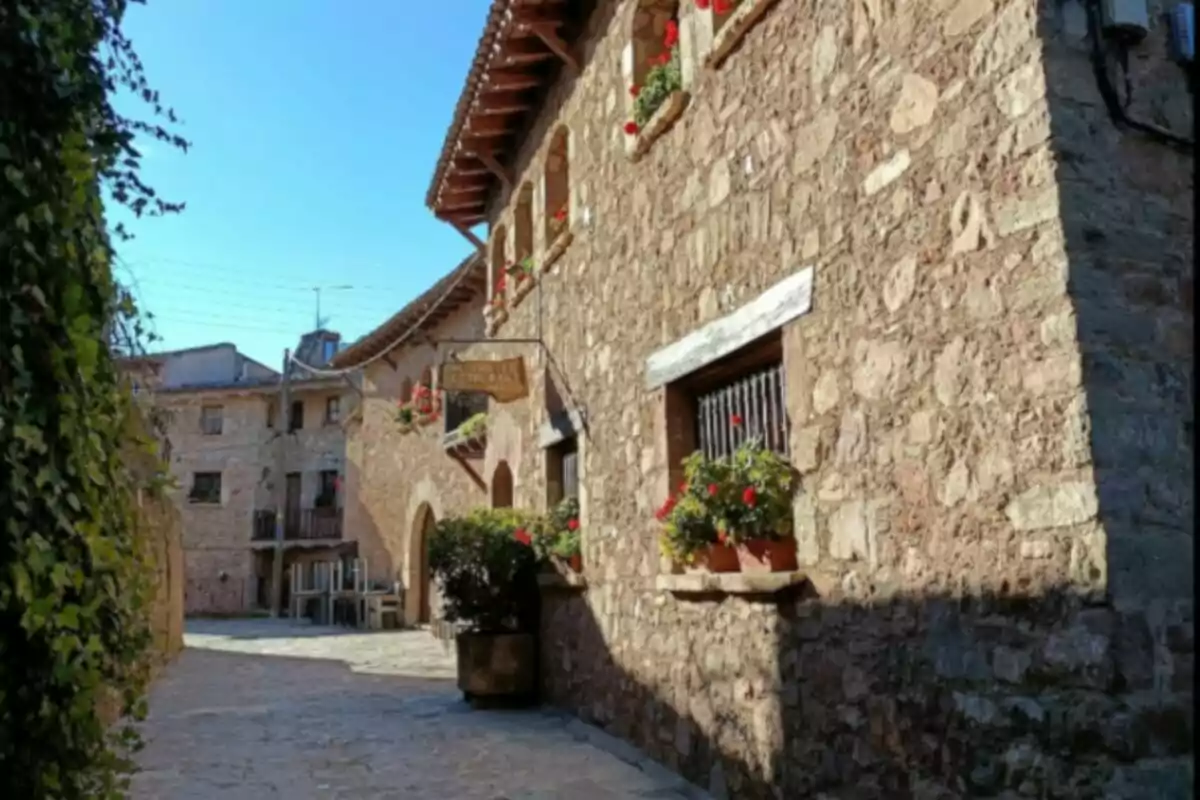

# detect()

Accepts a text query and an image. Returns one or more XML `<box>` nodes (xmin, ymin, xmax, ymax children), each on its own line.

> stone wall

<box><xmin>343</xmin><ymin>303</ymin><xmax>491</xmax><ymax>625</ymax></box>
<box><xmin>162</xmin><ymin>391</ymin><xmax>271</xmax><ymax>614</ymax></box>
<box><xmin>442</xmin><ymin>0</ymin><xmax>1192</xmax><ymax>796</ymax></box>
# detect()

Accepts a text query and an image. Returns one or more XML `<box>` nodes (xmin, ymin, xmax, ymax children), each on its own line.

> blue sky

<box><xmin>110</xmin><ymin>1</ymin><xmax>491</xmax><ymax>368</ymax></box>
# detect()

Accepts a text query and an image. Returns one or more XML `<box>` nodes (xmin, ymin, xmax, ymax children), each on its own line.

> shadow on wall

<box><xmin>539</xmin><ymin>1</ymin><xmax>1192</xmax><ymax>798</ymax></box>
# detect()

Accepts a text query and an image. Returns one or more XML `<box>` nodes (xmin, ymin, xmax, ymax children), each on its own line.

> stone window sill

<box><xmin>704</xmin><ymin>0</ymin><xmax>779</xmax><ymax>69</ymax></box>
<box><xmin>509</xmin><ymin>274</ymin><xmax>537</xmax><ymax>309</ymax></box>
<box><xmin>541</xmin><ymin>229</ymin><xmax>574</xmax><ymax>273</ymax></box>
<box><xmin>655</xmin><ymin>570</ymin><xmax>809</xmax><ymax>597</ymax></box>
<box><xmin>627</xmin><ymin>91</ymin><xmax>690</xmax><ymax>163</ymax></box>
<box><xmin>537</xmin><ymin>572</ymin><xmax>587</xmax><ymax>591</ymax></box>
<box><xmin>484</xmin><ymin>306</ymin><xmax>509</xmax><ymax>337</ymax></box>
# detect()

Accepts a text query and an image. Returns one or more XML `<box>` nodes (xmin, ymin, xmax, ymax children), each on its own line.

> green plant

<box><xmin>716</xmin><ymin>439</ymin><xmax>795</xmax><ymax>543</ymax></box>
<box><xmin>395</xmin><ymin>402</ymin><xmax>416</xmax><ymax>429</ymax></box>
<box><xmin>657</xmin><ymin>494</ymin><xmax>719</xmax><ymax>564</ymax></box>
<box><xmin>530</xmin><ymin>497</ymin><xmax>581</xmax><ymax>562</ymax></box>
<box><xmin>455</xmin><ymin>412</ymin><xmax>488</xmax><ymax>441</ymax></box>
<box><xmin>3</xmin><ymin>1</ymin><xmax>189</xmax><ymax>795</ymax></box>
<box><xmin>633</xmin><ymin>48</ymin><xmax>682</xmax><ymax>126</ymax></box>
<box><xmin>506</xmin><ymin>257</ymin><xmax>535</xmax><ymax>281</ymax></box>
<box><xmin>427</xmin><ymin>508</ymin><xmax>540</xmax><ymax>634</ymax></box>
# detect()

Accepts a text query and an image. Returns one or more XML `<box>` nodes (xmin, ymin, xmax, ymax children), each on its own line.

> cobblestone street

<box><xmin>132</xmin><ymin>619</ymin><xmax>700</xmax><ymax>799</ymax></box>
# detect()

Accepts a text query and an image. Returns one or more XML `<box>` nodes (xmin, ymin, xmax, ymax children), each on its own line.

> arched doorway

<box><xmin>492</xmin><ymin>460</ymin><xmax>514</xmax><ymax>509</ymax></box>
<box><xmin>410</xmin><ymin>502</ymin><xmax>437</xmax><ymax>624</ymax></box>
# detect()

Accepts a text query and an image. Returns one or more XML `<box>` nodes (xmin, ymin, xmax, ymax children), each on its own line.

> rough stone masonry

<box><xmin>349</xmin><ymin>0</ymin><xmax>1195</xmax><ymax>797</ymax></box>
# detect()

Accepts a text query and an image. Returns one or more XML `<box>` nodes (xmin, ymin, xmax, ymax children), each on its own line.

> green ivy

<box><xmin>1</xmin><ymin>1</ymin><xmax>187</xmax><ymax>796</ymax></box>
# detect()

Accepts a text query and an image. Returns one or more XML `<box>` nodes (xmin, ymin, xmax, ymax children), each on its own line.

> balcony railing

<box><xmin>252</xmin><ymin>507</ymin><xmax>343</xmax><ymax>542</ymax></box>
<box><xmin>441</xmin><ymin>391</ymin><xmax>488</xmax><ymax>456</ymax></box>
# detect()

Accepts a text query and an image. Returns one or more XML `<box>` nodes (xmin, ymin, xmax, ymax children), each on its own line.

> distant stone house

<box><xmin>361</xmin><ymin>0</ymin><xmax>1192</xmax><ymax>795</ymax></box>
<box><xmin>125</xmin><ymin>331</ymin><xmax>356</xmax><ymax>615</ymax></box>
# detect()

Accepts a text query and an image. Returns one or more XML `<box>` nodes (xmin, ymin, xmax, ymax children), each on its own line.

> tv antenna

<box><xmin>311</xmin><ymin>284</ymin><xmax>353</xmax><ymax>330</ymax></box>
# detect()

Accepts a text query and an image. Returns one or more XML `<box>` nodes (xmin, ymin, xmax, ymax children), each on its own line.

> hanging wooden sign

<box><xmin>438</xmin><ymin>357</ymin><xmax>528</xmax><ymax>403</ymax></box>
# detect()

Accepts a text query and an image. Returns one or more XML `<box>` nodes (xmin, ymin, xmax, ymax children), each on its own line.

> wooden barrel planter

<box><xmin>455</xmin><ymin>631</ymin><xmax>537</xmax><ymax>706</ymax></box>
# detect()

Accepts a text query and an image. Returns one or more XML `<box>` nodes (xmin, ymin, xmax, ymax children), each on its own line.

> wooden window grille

<box><xmin>695</xmin><ymin>361</ymin><xmax>788</xmax><ymax>460</ymax></box>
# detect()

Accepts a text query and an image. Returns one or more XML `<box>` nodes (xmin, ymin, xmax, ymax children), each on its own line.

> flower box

<box><xmin>510</xmin><ymin>272</ymin><xmax>536</xmax><ymax>307</ymax></box>
<box><xmin>705</xmin><ymin>0</ymin><xmax>780</xmax><ymax>70</ymax></box>
<box><xmin>627</xmin><ymin>91</ymin><xmax>690</xmax><ymax>162</ymax></box>
<box><xmin>541</xmin><ymin>229</ymin><xmax>574</xmax><ymax>274</ymax></box>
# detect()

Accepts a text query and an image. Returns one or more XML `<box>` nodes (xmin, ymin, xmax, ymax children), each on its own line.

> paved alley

<box><xmin>132</xmin><ymin>619</ymin><xmax>701</xmax><ymax>800</ymax></box>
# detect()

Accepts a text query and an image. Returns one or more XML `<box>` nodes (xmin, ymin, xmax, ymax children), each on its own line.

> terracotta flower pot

<box><xmin>568</xmin><ymin>554</ymin><xmax>582</xmax><ymax>573</ymax></box>
<box><xmin>687</xmin><ymin>542</ymin><xmax>740</xmax><ymax>574</ymax></box>
<box><xmin>737</xmin><ymin>538</ymin><xmax>798</xmax><ymax>574</ymax></box>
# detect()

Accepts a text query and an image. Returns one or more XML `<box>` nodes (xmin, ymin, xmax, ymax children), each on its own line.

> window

<box><xmin>400</xmin><ymin>377</ymin><xmax>414</xmax><ymax>404</ymax></box>
<box><xmin>547</xmin><ymin>437</ymin><xmax>579</xmax><ymax>506</ymax></box>
<box><xmin>188</xmin><ymin>472</ymin><xmax>221</xmax><ymax>504</ymax></box>
<box><xmin>322</xmin><ymin>339</ymin><xmax>336</xmax><ymax>364</ymax></box>
<box><xmin>543</xmin><ymin>127</ymin><xmax>571</xmax><ymax>247</ymax></box>
<box><xmin>289</xmin><ymin>400</ymin><xmax>304</xmax><ymax>432</ymax></box>
<box><xmin>266</xmin><ymin>400</ymin><xmax>277</xmax><ymax>429</ymax></box>
<box><xmin>315</xmin><ymin>470</ymin><xmax>338</xmax><ymax>508</ymax></box>
<box><xmin>514</xmin><ymin>182</ymin><xmax>534</xmax><ymax>264</ymax></box>
<box><xmin>325</xmin><ymin>396</ymin><xmax>340</xmax><ymax>425</ymax></box>
<box><xmin>490</xmin><ymin>224</ymin><xmax>508</xmax><ymax>307</ymax></box>
<box><xmin>200</xmin><ymin>405</ymin><xmax>223</xmax><ymax>436</ymax></box>
<box><xmin>691</xmin><ymin>343</ymin><xmax>788</xmax><ymax>460</ymax></box>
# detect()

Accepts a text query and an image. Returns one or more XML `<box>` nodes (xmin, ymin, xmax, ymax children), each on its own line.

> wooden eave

<box><xmin>426</xmin><ymin>0</ymin><xmax>590</xmax><ymax>225</ymax></box>
<box><xmin>328</xmin><ymin>255</ymin><xmax>487</xmax><ymax>370</ymax></box>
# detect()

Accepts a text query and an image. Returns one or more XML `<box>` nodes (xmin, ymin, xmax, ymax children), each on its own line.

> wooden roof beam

<box><xmin>469</xmin><ymin>150</ymin><xmax>512</xmax><ymax>191</ymax></box>
<box><xmin>487</xmin><ymin>70</ymin><xmax>543</xmax><ymax>91</ymax></box>
<box><xmin>526</xmin><ymin>22</ymin><xmax>579</xmax><ymax>73</ymax></box>
<box><xmin>475</xmin><ymin>90</ymin><xmax>536</xmax><ymax>115</ymax></box>
<box><xmin>495</xmin><ymin>39</ymin><xmax>557</xmax><ymax>67</ymax></box>
<box><xmin>462</xmin><ymin>114</ymin><xmax>518</xmax><ymax>136</ymax></box>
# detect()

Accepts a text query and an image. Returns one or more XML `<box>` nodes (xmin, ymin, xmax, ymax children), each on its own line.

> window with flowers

<box><xmin>626</xmin><ymin>3</ymin><xmax>682</xmax><ymax>136</ymax></box>
<box><xmin>507</xmin><ymin>182</ymin><xmax>536</xmax><ymax>290</ymax></box>
<box><xmin>697</xmin><ymin>0</ymin><xmax>740</xmax><ymax>35</ymax></box>
<box><xmin>543</xmin><ymin>126</ymin><xmax>570</xmax><ymax>246</ymax></box>
<box><xmin>694</xmin><ymin>0</ymin><xmax>776</xmax><ymax>69</ymax></box>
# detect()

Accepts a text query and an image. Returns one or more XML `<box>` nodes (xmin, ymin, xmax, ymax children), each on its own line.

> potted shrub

<box><xmin>714</xmin><ymin>439</ymin><xmax>797</xmax><ymax>573</ymax></box>
<box><xmin>530</xmin><ymin>497</ymin><xmax>582</xmax><ymax>574</ymax></box>
<box><xmin>428</xmin><ymin>508</ymin><xmax>541</xmax><ymax>704</ymax></box>
<box><xmin>657</xmin><ymin>456</ymin><xmax>739</xmax><ymax>573</ymax></box>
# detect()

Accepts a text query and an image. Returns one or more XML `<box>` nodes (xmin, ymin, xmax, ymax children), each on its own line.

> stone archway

<box><xmin>491</xmin><ymin>461</ymin><xmax>514</xmax><ymax>509</ymax></box>
<box><xmin>409</xmin><ymin>502</ymin><xmax>437</xmax><ymax>625</ymax></box>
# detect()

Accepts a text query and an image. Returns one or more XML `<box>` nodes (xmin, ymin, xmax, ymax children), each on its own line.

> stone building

<box><xmin>336</xmin><ymin>254</ymin><xmax>493</xmax><ymax>626</ymax></box>
<box><xmin>127</xmin><ymin>332</ymin><xmax>355</xmax><ymax>615</ymax></box>
<box><xmin>354</xmin><ymin>0</ymin><xmax>1192</xmax><ymax>795</ymax></box>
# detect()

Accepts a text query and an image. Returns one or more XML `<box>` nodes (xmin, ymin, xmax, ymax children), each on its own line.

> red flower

<box><xmin>714</xmin><ymin>0</ymin><xmax>732</xmax><ymax>12</ymax></box>
<box><xmin>567</xmin><ymin>518</ymin><xmax>579</xmax><ymax>531</ymax></box>
<box><xmin>742</xmin><ymin>486</ymin><xmax>757</xmax><ymax>507</ymax></box>
<box><xmin>695</xmin><ymin>0</ymin><xmax>711</xmax><ymax>8</ymax></box>
<box><xmin>707</xmin><ymin>483</ymin><xmax>719</xmax><ymax>497</ymax></box>
<box><xmin>513</xmin><ymin>528</ymin><xmax>531</xmax><ymax>546</ymax></box>
<box><xmin>655</xmin><ymin>495</ymin><xmax>677</xmax><ymax>521</ymax></box>
<box><xmin>730</xmin><ymin>413</ymin><xmax>743</xmax><ymax>426</ymax></box>
<box><xmin>679</xmin><ymin>481</ymin><xmax>689</xmax><ymax>494</ymax></box>
<box><xmin>654</xmin><ymin>51</ymin><xmax>671</xmax><ymax>66</ymax></box>
<box><xmin>629</xmin><ymin>84</ymin><xmax>640</xmax><ymax>98</ymax></box>
<box><xmin>496</xmin><ymin>275</ymin><xmax>507</xmax><ymax>293</ymax></box>
<box><xmin>663</xmin><ymin>20</ymin><xmax>679</xmax><ymax>48</ymax></box>
<box><xmin>624</xmin><ymin>120</ymin><xmax>639</xmax><ymax>135</ymax></box>
<box><xmin>553</xmin><ymin>206</ymin><xmax>568</xmax><ymax>222</ymax></box>
<box><xmin>717</xmin><ymin>530</ymin><xmax>727</xmax><ymax>545</ymax></box>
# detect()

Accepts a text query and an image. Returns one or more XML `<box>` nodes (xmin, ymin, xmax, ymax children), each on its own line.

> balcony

<box><xmin>252</xmin><ymin>507</ymin><xmax>343</xmax><ymax>543</ymax></box>
<box><xmin>441</xmin><ymin>391</ymin><xmax>488</xmax><ymax>458</ymax></box>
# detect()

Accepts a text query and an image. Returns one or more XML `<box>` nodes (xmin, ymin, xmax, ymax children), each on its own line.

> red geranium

<box><xmin>695</xmin><ymin>0</ymin><xmax>711</xmax><ymax>8</ymax></box>
<box><xmin>707</xmin><ymin>483</ymin><xmax>719</xmax><ymax>497</ymax></box>
<box><xmin>629</xmin><ymin>84</ymin><xmax>640</xmax><ymax>98</ymax></box>
<box><xmin>654</xmin><ymin>51</ymin><xmax>671</xmax><ymax>66</ymax></box>
<box><xmin>730</xmin><ymin>413</ymin><xmax>743</xmax><ymax>426</ymax></box>
<box><xmin>663</xmin><ymin>20</ymin><xmax>679</xmax><ymax>48</ymax></box>
<box><xmin>623</xmin><ymin>120</ymin><xmax>639</xmax><ymax>135</ymax></box>
<box><xmin>496</xmin><ymin>275</ymin><xmax>507</xmax><ymax>293</ymax></box>
<box><xmin>654</xmin><ymin>494</ymin><xmax>677</xmax><ymax>522</ymax></box>
<box><xmin>567</xmin><ymin>518</ymin><xmax>579</xmax><ymax>531</ymax></box>
<box><xmin>513</xmin><ymin>528</ymin><xmax>531</xmax><ymax>546</ymax></box>
<box><xmin>717</xmin><ymin>530</ymin><xmax>728</xmax><ymax>545</ymax></box>
<box><xmin>553</xmin><ymin>206</ymin><xmax>568</xmax><ymax>222</ymax></box>
<box><xmin>742</xmin><ymin>486</ymin><xmax>757</xmax><ymax>507</ymax></box>
<box><xmin>714</xmin><ymin>0</ymin><xmax>732</xmax><ymax>12</ymax></box>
